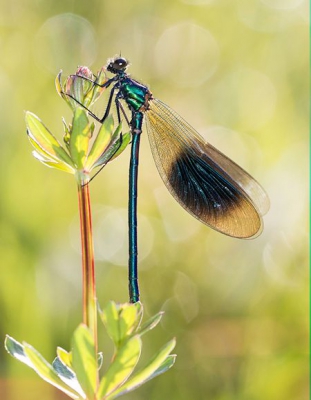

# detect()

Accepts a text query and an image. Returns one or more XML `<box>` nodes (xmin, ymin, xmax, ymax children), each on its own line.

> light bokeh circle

<box><xmin>34</xmin><ymin>13</ymin><xmax>97</xmax><ymax>74</ymax></box>
<box><xmin>155</xmin><ymin>21</ymin><xmax>219</xmax><ymax>87</ymax></box>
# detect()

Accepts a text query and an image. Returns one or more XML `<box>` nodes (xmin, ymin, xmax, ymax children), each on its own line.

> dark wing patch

<box><xmin>145</xmin><ymin>99</ymin><xmax>266</xmax><ymax>238</ymax></box>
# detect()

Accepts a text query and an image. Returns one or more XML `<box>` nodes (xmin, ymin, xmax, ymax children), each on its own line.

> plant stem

<box><xmin>77</xmin><ymin>177</ymin><xmax>98</xmax><ymax>356</ymax></box>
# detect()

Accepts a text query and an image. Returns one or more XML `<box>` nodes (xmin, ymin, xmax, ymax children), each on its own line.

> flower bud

<box><xmin>55</xmin><ymin>66</ymin><xmax>108</xmax><ymax>111</ymax></box>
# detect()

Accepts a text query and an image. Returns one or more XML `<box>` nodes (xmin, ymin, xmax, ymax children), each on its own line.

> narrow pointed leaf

<box><xmin>40</xmin><ymin>161</ymin><xmax>75</xmax><ymax>173</ymax></box>
<box><xmin>129</xmin><ymin>302</ymin><xmax>143</xmax><ymax>333</ymax></box>
<box><xmin>107</xmin><ymin>339</ymin><xmax>176</xmax><ymax>399</ymax></box>
<box><xmin>136</xmin><ymin>311</ymin><xmax>164</xmax><ymax>336</ymax></box>
<box><xmin>28</xmin><ymin>133</ymin><xmax>61</xmax><ymax>163</ymax></box>
<box><xmin>26</xmin><ymin>112</ymin><xmax>74</xmax><ymax>166</ymax></box>
<box><xmin>4</xmin><ymin>335</ymin><xmax>33</xmax><ymax>368</ymax></box>
<box><xmin>71</xmin><ymin>324</ymin><xmax>97</xmax><ymax>400</ymax></box>
<box><xmin>85</xmin><ymin>115</ymin><xmax>114</xmax><ymax>170</ymax></box>
<box><xmin>118</xmin><ymin>304</ymin><xmax>140</xmax><ymax>342</ymax></box>
<box><xmin>57</xmin><ymin>347</ymin><xmax>73</xmax><ymax>369</ymax></box>
<box><xmin>100</xmin><ymin>301</ymin><xmax>120</xmax><ymax>347</ymax></box>
<box><xmin>62</xmin><ymin>118</ymin><xmax>72</xmax><ymax>149</ymax></box>
<box><xmin>100</xmin><ymin>302</ymin><xmax>143</xmax><ymax>348</ymax></box>
<box><xmin>53</xmin><ymin>357</ymin><xmax>75</xmax><ymax>379</ymax></box>
<box><xmin>23</xmin><ymin>343</ymin><xmax>81</xmax><ymax>399</ymax></box>
<box><xmin>97</xmin><ymin>335</ymin><xmax>142</xmax><ymax>399</ymax></box>
<box><xmin>93</xmin><ymin>131</ymin><xmax>130</xmax><ymax>169</ymax></box>
<box><xmin>69</xmin><ymin>109</ymin><xmax>91</xmax><ymax>169</ymax></box>
<box><xmin>32</xmin><ymin>151</ymin><xmax>75</xmax><ymax>173</ymax></box>
<box><xmin>52</xmin><ymin>357</ymin><xmax>86</xmax><ymax>399</ymax></box>
<box><xmin>31</xmin><ymin>150</ymin><xmax>56</xmax><ymax>163</ymax></box>
<box><xmin>55</xmin><ymin>71</ymin><xmax>64</xmax><ymax>99</ymax></box>
<box><xmin>108</xmin><ymin>356</ymin><xmax>176</xmax><ymax>400</ymax></box>
<box><xmin>145</xmin><ymin>354</ymin><xmax>176</xmax><ymax>381</ymax></box>
<box><xmin>110</xmin><ymin>131</ymin><xmax>131</xmax><ymax>161</ymax></box>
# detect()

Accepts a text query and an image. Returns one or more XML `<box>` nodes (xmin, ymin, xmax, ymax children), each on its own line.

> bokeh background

<box><xmin>0</xmin><ymin>0</ymin><xmax>309</xmax><ymax>399</ymax></box>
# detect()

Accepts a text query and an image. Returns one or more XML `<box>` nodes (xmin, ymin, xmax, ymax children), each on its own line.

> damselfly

<box><xmin>69</xmin><ymin>56</ymin><xmax>269</xmax><ymax>303</ymax></box>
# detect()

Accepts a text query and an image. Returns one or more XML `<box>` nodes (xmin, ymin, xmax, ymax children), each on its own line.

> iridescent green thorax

<box><xmin>120</xmin><ymin>77</ymin><xmax>152</xmax><ymax>113</ymax></box>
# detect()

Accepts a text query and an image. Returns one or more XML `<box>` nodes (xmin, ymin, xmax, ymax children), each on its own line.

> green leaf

<box><xmin>85</xmin><ymin>115</ymin><xmax>114</xmax><ymax>170</ymax></box>
<box><xmin>107</xmin><ymin>338</ymin><xmax>176</xmax><ymax>399</ymax></box>
<box><xmin>69</xmin><ymin>109</ymin><xmax>91</xmax><ymax>169</ymax></box>
<box><xmin>146</xmin><ymin>354</ymin><xmax>176</xmax><ymax>381</ymax></box>
<box><xmin>23</xmin><ymin>343</ymin><xmax>81</xmax><ymax>399</ymax></box>
<box><xmin>56</xmin><ymin>347</ymin><xmax>73</xmax><ymax>369</ymax></box>
<box><xmin>110</xmin><ymin>131</ymin><xmax>131</xmax><ymax>161</ymax></box>
<box><xmin>32</xmin><ymin>151</ymin><xmax>75</xmax><ymax>173</ymax></box>
<box><xmin>136</xmin><ymin>311</ymin><xmax>164</xmax><ymax>336</ymax></box>
<box><xmin>100</xmin><ymin>302</ymin><xmax>142</xmax><ymax>348</ymax></box>
<box><xmin>100</xmin><ymin>301</ymin><xmax>120</xmax><ymax>347</ymax></box>
<box><xmin>26</xmin><ymin>112</ymin><xmax>74</xmax><ymax>167</ymax></box>
<box><xmin>118</xmin><ymin>303</ymin><xmax>141</xmax><ymax>342</ymax></box>
<box><xmin>55</xmin><ymin>71</ymin><xmax>64</xmax><ymax>99</ymax></box>
<box><xmin>130</xmin><ymin>302</ymin><xmax>143</xmax><ymax>333</ymax></box>
<box><xmin>93</xmin><ymin>131</ymin><xmax>130</xmax><ymax>170</ymax></box>
<box><xmin>4</xmin><ymin>335</ymin><xmax>33</xmax><ymax>368</ymax></box>
<box><xmin>62</xmin><ymin>117</ymin><xmax>72</xmax><ymax>149</ymax></box>
<box><xmin>71</xmin><ymin>324</ymin><xmax>97</xmax><ymax>400</ymax></box>
<box><xmin>109</xmin><ymin>355</ymin><xmax>176</xmax><ymax>400</ymax></box>
<box><xmin>97</xmin><ymin>335</ymin><xmax>142</xmax><ymax>399</ymax></box>
<box><xmin>52</xmin><ymin>357</ymin><xmax>86</xmax><ymax>399</ymax></box>
<box><xmin>28</xmin><ymin>133</ymin><xmax>59</xmax><ymax>163</ymax></box>
<box><xmin>5</xmin><ymin>336</ymin><xmax>83</xmax><ymax>399</ymax></box>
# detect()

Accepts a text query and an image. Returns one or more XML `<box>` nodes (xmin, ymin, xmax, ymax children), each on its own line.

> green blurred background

<box><xmin>0</xmin><ymin>0</ymin><xmax>309</xmax><ymax>399</ymax></box>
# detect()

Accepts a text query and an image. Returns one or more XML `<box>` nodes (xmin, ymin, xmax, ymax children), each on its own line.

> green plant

<box><xmin>5</xmin><ymin>301</ymin><xmax>176</xmax><ymax>400</ymax></box>
<box><xmin>4</xmin><ymin>66</ymin><xmax>176</xmax><ymax>399</ymax></box>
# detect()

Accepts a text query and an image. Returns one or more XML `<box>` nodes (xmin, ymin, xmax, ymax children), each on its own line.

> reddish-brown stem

<box><xmin>77</xmin><ymin>180</ymin><xmax>98</xmax><ymax>356</ymax></box>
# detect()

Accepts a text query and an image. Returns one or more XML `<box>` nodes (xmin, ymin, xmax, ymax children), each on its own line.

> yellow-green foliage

<box><xmin>1</xmin><ymin>1</ymin><xmax>308</xmax><ymax>399</ymax></box>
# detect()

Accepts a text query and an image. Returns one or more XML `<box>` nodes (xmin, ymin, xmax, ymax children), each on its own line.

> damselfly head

<box><xmin>107</xmin><ymin>57</ymin><xmax>129</xmax><ymax>74</ymax></box>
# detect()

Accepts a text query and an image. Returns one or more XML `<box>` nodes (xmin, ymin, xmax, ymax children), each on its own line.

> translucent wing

<box><xmin>145</xmin><ymin>99</ymin><xmax>269</xmax><ymax>239</ymax></box>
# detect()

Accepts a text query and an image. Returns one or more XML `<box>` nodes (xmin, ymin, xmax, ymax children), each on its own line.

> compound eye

<box><xmin>113</xmin><ymin>57</ymin><xmax>128</xmax><ymax>70</ymax></box>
